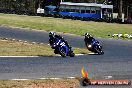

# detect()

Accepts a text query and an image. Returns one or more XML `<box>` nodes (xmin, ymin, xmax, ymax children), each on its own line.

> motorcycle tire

<box><xmin>100</xmin><ymin>50</ymin><xmax>104</xmax><ymax>55</ymax></box>
<box><xmin>95</xmin><ymin>48</ymin><xmax>104</xmax><ymax>55</ymax></box>
<box><xmin>58</xmin><ymin>47</ymin><xmax>67</xmax><ymax>57</ymax></box>
<box><xmin>69</xmin><ymin>51</ymin><xmax>75</xmax><ymax>57</ymax></box>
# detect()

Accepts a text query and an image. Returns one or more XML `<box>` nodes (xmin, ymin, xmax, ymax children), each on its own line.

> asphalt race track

<box><xmin>0</xmin><ymin>26</ymin><xmax>132</xmax><ymax>88</ymax></box>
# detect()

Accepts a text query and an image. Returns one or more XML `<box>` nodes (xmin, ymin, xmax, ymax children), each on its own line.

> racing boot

<box><xmin>54</xmin><ymin>49</ymin><xmax>58</xmax><ymax>54</ymax></box>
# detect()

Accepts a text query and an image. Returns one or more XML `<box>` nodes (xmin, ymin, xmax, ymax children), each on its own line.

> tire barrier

<box><xmin>108</xmin><ymin>34</ymin><xmax>132</xmax><ymax>39</ymax></box>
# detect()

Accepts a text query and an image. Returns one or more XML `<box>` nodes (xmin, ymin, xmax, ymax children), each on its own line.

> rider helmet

<box><xmin>49</xmin><ymin>32</ymin><xmax>55</xmax><ymax>39</ymax></box>
<box><xmin>85</xmin><ymin>33</ymin><xmax>91</xmax><ymax>38</ymax></box>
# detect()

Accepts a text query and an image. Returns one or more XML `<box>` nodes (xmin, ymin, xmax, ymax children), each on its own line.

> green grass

<box><xmin>0</xmin><ymin>13</ymin><xmax>132</xmax><ymax>38</ymax></box>
<box><xmin>0</xmin><ymin>39</ymin><xmax>89</xmax><ymax>56</ymax></box>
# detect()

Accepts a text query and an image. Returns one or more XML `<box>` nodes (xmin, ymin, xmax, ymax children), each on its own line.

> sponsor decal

<box><xmin>80</xmin><ymin>67</ymin><xmax>131</xmax><ymax>86</ymax></box>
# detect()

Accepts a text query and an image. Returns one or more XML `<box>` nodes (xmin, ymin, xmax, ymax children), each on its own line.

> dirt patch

<box><xmin>0</xmin><ymin>79</ymin><xmax>80</xmax><ymax>88</ymax></box>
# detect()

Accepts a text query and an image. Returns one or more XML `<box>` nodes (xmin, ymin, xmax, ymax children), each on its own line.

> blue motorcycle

<box><xmin>85</xmin><ymin>39</ymin><xmax>104</xmax><ymax>55</ymax></box>
<box><xmin>52</xmin><ymin>38</ymin><xmax>75</xmax><ymax>57</ymax></box>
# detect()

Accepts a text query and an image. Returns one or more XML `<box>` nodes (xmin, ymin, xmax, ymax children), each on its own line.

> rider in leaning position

<box><xmin>49</xmin><ymin>32</ymin><xmax>72</xmax><ymax>53</ymax></box>
<box><xmin>84</xmin><ymin>33</ymin><xmax>101</xmax><ymax>51</ymax></box>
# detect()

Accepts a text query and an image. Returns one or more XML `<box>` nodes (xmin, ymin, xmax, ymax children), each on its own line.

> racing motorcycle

<box><xmin>51</xmin><ymin>38</ymin><xmax>75</xmax><ymax>57</ymax></box>
<box><xmin>85</xmin><ymin>39</ymin><xmax>104</xmax><ymax>55</ymax></box>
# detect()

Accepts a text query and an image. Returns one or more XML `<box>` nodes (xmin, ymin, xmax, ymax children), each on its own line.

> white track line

<box><xmin>75</xmin><ymin>54</ymin><xmax>85</xmax><ymax>56</ymax></box>
<box><xmin>55</xmin><ymin>54</ymin><xmax>85</xmax><ymax>56</ymax></box>
<box><xmin>38</xmin><ymin>78</ymin><xmax>61</xmax><ymax>80</ymax></box>
<box><xmin>9</xmin><ymin>77</ymin><xmax>76</xmax><ymax>80</ymax></box>
<box><xmin>11</xmin><ymin>79</ymin><xmax>29</xmax><ymax>80</ymax></box>
<box><xmin>88</xmin><ymin>53</ymin><xmax>96</xmax><ymax>54</ymax></box>
<box><xmin>0</xmin><ymin>54</ymin><xmax>85</xmax><ymax>58</ymax></box>
<box><xmin>67</xmin><ymin>77</ymin><xmax>76</xmax><ymax>79</ymax></box>
<box><xmin>38</xmin><ymin>77</ymin><xmax>76</xmax><ymax>80</ymax></box>
<box><xmin>9</xmin><ymin>76</ymin><xmax>115</xmax><ymax>80</ymax></box>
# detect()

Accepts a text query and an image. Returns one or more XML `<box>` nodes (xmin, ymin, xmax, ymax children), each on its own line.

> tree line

<box><xmin>0</xmin><ymin>0</ymin><xmax>131</xmax><ymax>19</ymax></box>
<box><xmin>0</xmin><ymin>0</ymin><xmax>36</xmax><ymax>15</ymax></box>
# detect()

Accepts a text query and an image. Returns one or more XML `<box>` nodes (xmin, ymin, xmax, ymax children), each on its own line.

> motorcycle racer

<box><xmin>84</xmin><ymin>33</ymin><xmax>103</xmax><ymax>54</ymax></box>
<box><xmin>49</xmin><ymin>32</ymin><xmax>72</xmax><ymax>51</ymax></box>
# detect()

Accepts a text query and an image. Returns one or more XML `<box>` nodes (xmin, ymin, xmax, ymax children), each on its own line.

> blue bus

<box><xmin>37</xmin><ymin>2</ymin><xmax>113</xmax><ymax>20</ymax></box>
<box><xmin>59</xmin><ymin>2</ymin><xmax>113</xmax><ymax>20</ymax></box>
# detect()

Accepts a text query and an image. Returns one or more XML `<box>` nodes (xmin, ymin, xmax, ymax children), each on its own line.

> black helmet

<box><xmin>85</xmin><ymin>33</ymin><xmax>91</xmax><ymax>38</ymax></box>
<box><xmin>49</xmin><ymin>32</ymin><xmax>55</xmax><ymax>38</ymax></box>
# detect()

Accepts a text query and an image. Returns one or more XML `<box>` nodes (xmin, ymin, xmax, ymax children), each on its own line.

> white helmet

<box><xmin>85</xmin><ymin>33</ymin><xmax>91</xmax><ymax>38</ymax></box>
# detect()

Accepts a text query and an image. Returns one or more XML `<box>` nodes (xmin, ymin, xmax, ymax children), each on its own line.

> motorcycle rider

<box><xmin>84</xmin><ymin>33</ymin><xmax>98</xmax><ymax>44</ymax></box>
<box><xmin>84</xmin><ymin>33</ymin><xmax>103</xmax><ymax>54</ymax></box>
<box><xmin>49</xmin><ymin>32</ymin><xmax>72</xmax><ymax>51</ymax></box>
<box><xmin>84</xmin><ymin>33</ymin><xmax>100</xmax><ymax>49</ymax></box>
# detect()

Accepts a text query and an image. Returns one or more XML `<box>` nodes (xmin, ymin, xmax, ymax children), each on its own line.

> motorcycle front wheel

<box><xmin>58</xmin><ymin>47</ymin><xmax>67</xmax><ymax>57</ymax></box>
<box><xmin>94</xmin><ymin>47</ymin><xmax>104</xmax><ymax>55</ymax></box>
<box><xmin>69</xmin><ymin>51</ymin><xmax>75</xmax><ymax>57</ymax></box>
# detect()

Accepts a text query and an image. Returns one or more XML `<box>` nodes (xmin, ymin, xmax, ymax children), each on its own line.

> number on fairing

<box><xmin>60</xmin><ymin>42</ymin><xmax>65</xmax><ymax>46</ymax></box>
